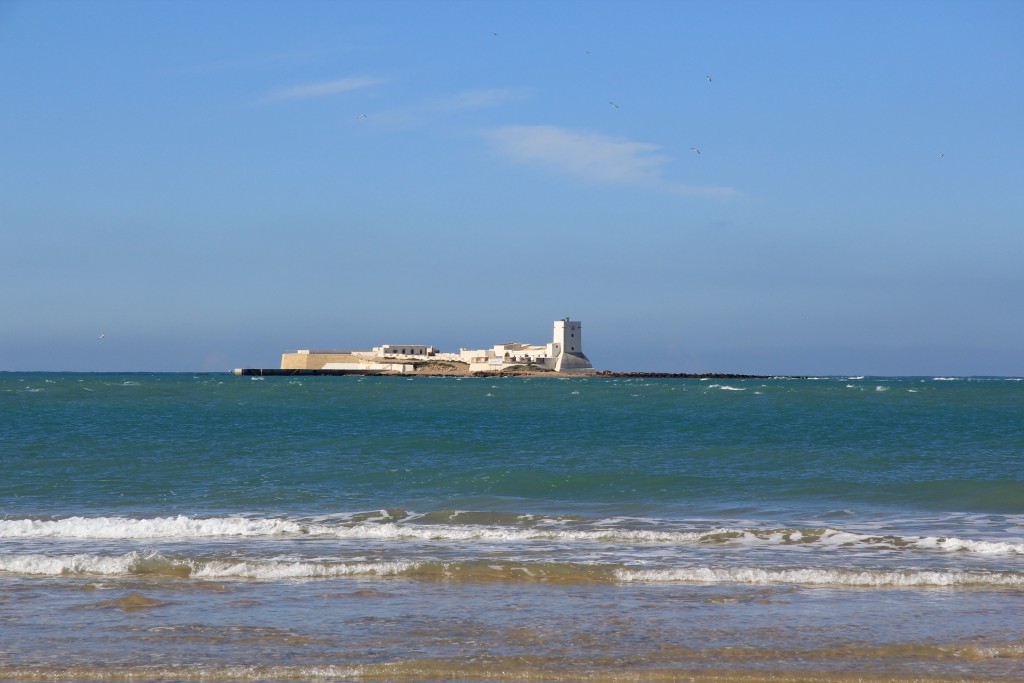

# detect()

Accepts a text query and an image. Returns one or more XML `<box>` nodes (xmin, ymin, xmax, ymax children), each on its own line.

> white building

<box><xmin>281</xmin><ymin>318</ymin><xmax>595</xmax><ymax>374</ymax></box>
<box><xmin>462</xmin><ymin>318</ymin><xmax>594</xmax><ymax>374</ymax></box>
<box><xmin>552</xmin><ymin>318</ymin><xmax>593</xmax><ymax>373</ymax></box>
<box><xmin>371</xmin><ymin>344</ymin><xmax>434</xmax><ymax>357</ymax></box>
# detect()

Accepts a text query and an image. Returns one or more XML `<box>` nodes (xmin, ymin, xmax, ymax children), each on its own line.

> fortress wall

<box><xmin>281</xmin><ymin>352</ymin><xmax>362</xmax><ymax>370</ymax></box>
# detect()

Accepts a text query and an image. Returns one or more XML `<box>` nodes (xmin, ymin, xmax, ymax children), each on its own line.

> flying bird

<box><xmin>691</xmin><ymin>147</ymin><xmax>701</xmax><ymax>155</ymax></box>
<box><xmin>98</xmin><ymin>333</ymin><xmax>106</xmax><ymax>340</ymax></box>
<box><xmin>609</xmin><ymin>101</ymin><xmax>620</xmax><ymax>109</ymax></box>
<box><xmin>706</xmin><ymin>74</ymin><xmax>712</xmax><ymax>82</ymax></box>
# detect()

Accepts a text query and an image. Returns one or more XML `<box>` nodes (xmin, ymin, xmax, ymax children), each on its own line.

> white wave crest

<box><xmin>0</xmin><ymin>516</ymin><xmax>307</xmax><ymax>539</ymax></box>
<box><xmin>614</xmin><ymin>566</ymin><xmax>1024</xmax><ymax>589</ymax></box>
<box><xmin>915</xmin><ymin>536</ymin><xmax>1024</xmax><ymax>555</ymax></box>
<box><xmin>191</xmin><ymin>559</ymin><xmax>418</xmax><ymax>579</ymax></box>
<box><xmin>330</xmin><ymin>522</ymin><xmax>713</xmax><ymax>544</ymax></box>
<box><xmin>4</xmin><ymin>517</ymin><xmax>1020</xmax><ymax>557</ymax></box>
<box><xmin>0</xmin><ymin>551</ymin><xmax>418</xmax><ymax>579</ymax></box>
<box><xmin>325</xmin><ymin>525</ymin><xmax>1024</xmax><ymax>556</ymax></box>
<box><xmin>0</xmin><ymin>552</ymin><xmax>146</xmax><ymax>576</ymax></box>
<box><xmin>0</xmin><ymin>516</ymin><xmax>717</xmax><ymax>544</ymax></box>
<box><xmin>5</xmin><ymin>551</ymin><xmax>1024</xmax><ymax>589</ymax></box>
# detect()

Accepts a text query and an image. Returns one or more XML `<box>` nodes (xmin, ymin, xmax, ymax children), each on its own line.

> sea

<box><xmin>1</xmin><ymin>372</ymin><xmax>1023</xmax><ymax>682</ymax></box>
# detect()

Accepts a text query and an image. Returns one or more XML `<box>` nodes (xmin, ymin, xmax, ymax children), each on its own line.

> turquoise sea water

<box><xmin>1</xmin><ymin>373</ymin><xmax>1023</xmax><ymax>681</ymax></box>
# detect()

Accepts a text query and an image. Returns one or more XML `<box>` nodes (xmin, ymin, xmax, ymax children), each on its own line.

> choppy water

<box><xmin>1</xmin><ymin>373</ymin><xmax>1023</xmax><ymax>681</ymax></box>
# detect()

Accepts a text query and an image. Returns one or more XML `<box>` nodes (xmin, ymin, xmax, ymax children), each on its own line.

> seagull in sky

<box><xmin>706</xmin><ymin>74</ymin><xmax>712</xmax><ymax>82</ymax></box>
<box><xmin>98</xmin><ymin>333</ymin><xmax>106</xmax><ymax>340</ymax></box>
<box><xmin>691</xmin><ymin>147</ymin><xmax>701</xmax><ymax>155</ymax></box>
<box><xmin>609</xmin><ymin>101</ymin><xmax>620</xmax><ymax>109</ymax></box>
<box><xmin>359</xmin><ymin>113</ymin><xmax>367</xmax><ymax>119</ymax></box>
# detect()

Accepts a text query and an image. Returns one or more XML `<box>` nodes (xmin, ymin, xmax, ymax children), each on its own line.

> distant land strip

<box><xmin>595</xmin><ymin>371</ymin><xmax>775</xmax><ymax>379</ymax></box>
<box><xmin>233</xmin><ymin>367</ymin><xmax>775</xmax><ymax>379</ymax></box>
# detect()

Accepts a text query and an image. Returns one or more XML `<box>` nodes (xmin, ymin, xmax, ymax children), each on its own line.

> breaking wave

<box><xmin>2</xmin><ymin>515</ymin><xmax>1022</xmax><ymax>555</ymax></box>
<box><xmin>0</xmin><ymin>551</ymin><xmax>416</xmax><ymax>580</ymax></box>
<box><xmin>0</xmin><ymin>515</ymin><xmax>306</xmax><ymax>539</ymax></box>
<box><xmin>3</xmin><ymin>552</ymin><xmax>1023</xmax><ymax>590</ymax></box>
<box><xmin>615</xmin><ymin>566</ymin><xmax>1024</xmax><ymax>589</ymax></box>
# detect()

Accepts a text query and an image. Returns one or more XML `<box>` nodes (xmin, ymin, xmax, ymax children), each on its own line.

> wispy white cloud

<box><xmin>484</xmin><ymin>125</ymin><xmax>666</xmax><ymax>185</ymax></box>
<box><xmin>483</xmin><ymin>125</ymin><xmax>737</xmax><ymax>197</ymax></box>
<box><xmin>265</xmin><ymin>77</ymin><xmax>384</xmax><ymax>102</ymax></box>
<box><xmin>369</xmin><ymin>88</ymin><xmax>529</xmax><ymax>127</ymax></box>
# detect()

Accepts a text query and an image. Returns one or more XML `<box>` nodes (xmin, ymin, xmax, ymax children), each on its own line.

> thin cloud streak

<box><xmin>485</xmin><ymin>125</ymin><xmax>667</xmax><ymax>185</ymax></box>
<box><xmin>484</xmin><ymin>125</ymin><xmax>737</xmax><ymax>196</ymax></box>
<box><xmin>266</xmin><ymin>77</ymin><xmax>384</xmax><ymax>101</ymax></box>
<box><xmin>369</xmin><ymin>88</ymin><xmax>530</xmax><ymax>127</ymax></box>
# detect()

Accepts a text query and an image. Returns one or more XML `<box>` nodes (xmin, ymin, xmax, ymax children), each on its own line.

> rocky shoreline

<box><xmin>405</xmin><ymin>361</ymin><xmax>773</xmax><ymax>379</ymax></box>
<box><xmin>594</xmin><ymin>371</ymin><xmax>775</xmax><ymax>379</ymax></box>
<box><xmin>234</xmin><ymin>363</ymin><xmax>775</xmax><ymax>380</ymax></box>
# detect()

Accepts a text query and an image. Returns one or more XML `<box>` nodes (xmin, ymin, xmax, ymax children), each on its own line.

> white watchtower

<box><xmin>552</xmin><ymin>318</ymin><xmax>594</xmax><ymax>373</ymax></box>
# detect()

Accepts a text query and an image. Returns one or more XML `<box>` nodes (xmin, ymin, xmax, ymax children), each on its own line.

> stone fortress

<box><xmin>280</xmin><ymin>318</ymin><xmax>595</xmax><ymax>375</ymax></box>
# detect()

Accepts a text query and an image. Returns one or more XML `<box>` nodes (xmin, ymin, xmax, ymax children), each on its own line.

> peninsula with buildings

<box><xmin>234</xmin><ymin>318</ymin><xmax>769</xmax><ymax>379</ymax></box>
<box><xmin>237</xmin><ymin>318</ymin><xmax>594</xmax><ymax>377</ymax></box>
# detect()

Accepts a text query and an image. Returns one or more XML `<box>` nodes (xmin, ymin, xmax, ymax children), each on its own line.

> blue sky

<box><xmin>2</xmin><ymin>0</ymin><xmax>1021</xmax><ymax>375</ymax></box>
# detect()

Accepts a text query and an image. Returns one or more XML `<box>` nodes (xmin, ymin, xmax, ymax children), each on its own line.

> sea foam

<box><xmin>614</xmin><ymin>566</ymin><xmax>1024</xmax><ymax>588</ymax></box>
<box><xmin>0</xmin><ymin>515</ymin><xmax>305</xmax><ymax>539</ymax></box>
<box><xmin>3</xmin><ymin>516</ymin><xmax>1021</xmax><ymax>555</ymax></box>
<box><xmin>0</xmin><ymin>551</ymin><xmax>418</xmax><ymax>579</ymax></box>
<box><xmin>5</xmin><ymin>551</ymin><xmax>1023</xmax><ymax>590</ymax></box>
